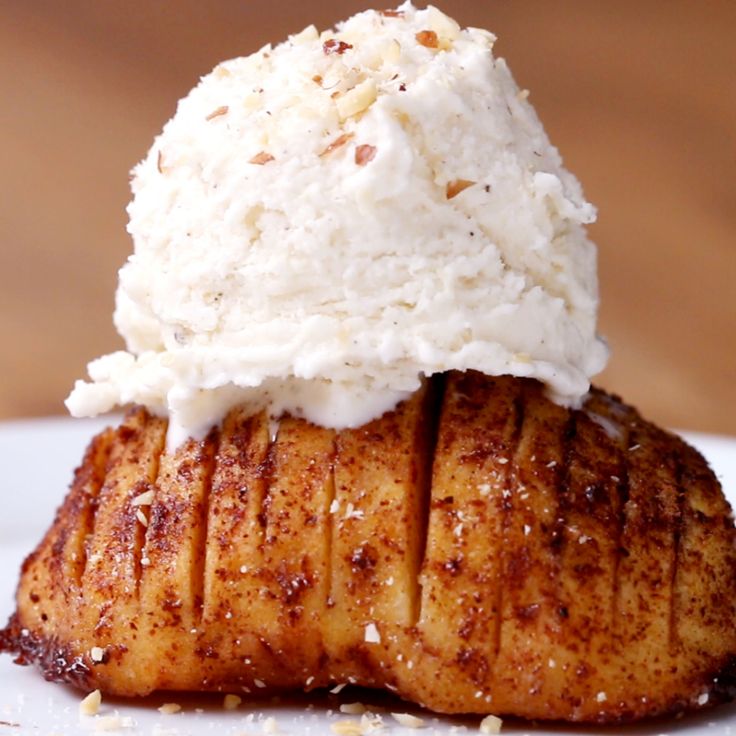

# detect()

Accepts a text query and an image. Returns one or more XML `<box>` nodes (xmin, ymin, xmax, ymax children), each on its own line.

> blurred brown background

<box><xmin>1</xmin><ymin>1</ymin><xmax>734</xmax><ymax>434</ymax></box>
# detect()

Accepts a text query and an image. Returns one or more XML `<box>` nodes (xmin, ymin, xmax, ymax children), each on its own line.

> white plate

<box><xmin>1</xmin><ymin>416</ymin><xmax>735</xmax><ymax>735</ymax></box>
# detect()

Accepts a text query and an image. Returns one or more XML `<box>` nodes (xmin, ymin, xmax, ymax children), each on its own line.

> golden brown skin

<box><xmin>3</xmin><ymin>373</ymin><xmax>736</xmax><ymax>722</ymax></box>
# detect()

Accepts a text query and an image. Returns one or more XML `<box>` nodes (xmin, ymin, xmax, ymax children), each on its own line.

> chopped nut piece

<box><xmin>364</xmin><ymin>622</ymin><xmax>381</xmax><ymax>643</ymax></box>
<box><xmin>249</xmin><ymin>151</ymin><xmax>275</xmax><ymax>165</ymax></box>
<box><xmin>382</xmin><ymin>39</ymin><xmax>401</xmax><ymax>65</ymax></box>
<box><xmin>330</xmin><ymin>682</ymin><xmax>347</xmax><ymax>694</ymax></box>
<box><xmin>446</xmin><ymin>179</ymin><xmax>475</xmax><ymax>199</ymax></box>
<box><xmin>323</xmin><ymin>39</ymin><xmax>353</xmax><ymax>55</ymax></box>
<box><xmin>254</xmin><ymin>678</ymin><xmax>267</xmax><ymax>688</ymax></box>
<box><xmin>330</xmin><ymin>721</ymin><xmax>363</xmax><ymax>736</ymax></box>
<box><xmin>391</xmin><ymin>712</ymin><xmax>425</xmax><ymax>728</ymax></box>
<box><xmin>380</xmin><ymin>9</ymin><xmax>404</xmax><ymax>17</ymax></box>
<box><xmin>205</xmin><ymin>105</ymin><xmax>229</xmax><ymax>121</ymax></box>
<box><xmin>426</xmin><ymin>6</ymin><xmax>460</xmax><ymax>47</ymax></box>
<box><xmin>415</xmin><ymin>30</ymin><xmax>439</xmax><ymax>48</ymax></box>
<box><xmin>290</xmin><ymin>24</ymin><xmax>319</xmax><ymax>44</ymax></box>
<box><xmin>90</xmin><ymin>646</ymin><xmax>105</xmax><ymax>663</ymax></box>
<box><xmin>93</xmin><ymin>714</ymin><xmax>135</xmax><ymax>731</ymax></box>
<box><xmin>320</xmin><ymin>133</ymin><xmax>355</xmax><ymax>157</ymax></box>
<box><xmin>79</xmin><ymin>689</ymin><xmax>102</xmax><ymax>716</ymax></box>
<box><xmin>479</xmin><ymin>714</ymin><xmax>503</xmax><ymax>734</ymax></box>
<box><xmin>340</xmin><ymin>702</ymin><xmax>367</xmax><ymax>715</ymax></box>
<box><xmin>355</xmin><ymin>144</ymin><xmax>377</xmax><ymax>166</ymax></box>
<box><xmin>336</xmin><ymin>79</ymin><xmax>377</xmax><ymax>121</ymax></box>
<box><xmin>136</xmin><ymin>509</ymin><xmax>149</xmax><ymax>527</ymax></box>
<box><xmin>360</xmin><ymin>712</ymin><xmax>384</xmax><ymax>733</ymax></box>
<box><xmin>132</xmin><ymin>490</ymin><xmax>155</xmax><ymax>506</ymax></box>
<box><xmin>223</xmin><ymin>693</ymin><xmax>242</xmax><ymax>710</ymax></box>
<box><xmin>158</xmin><ymin>703</ymin><xmax>182</xmax><ymax>715</ymax></box>
<box><xmin>312</xmin><ymin>75</ymin><xmax>324</xmax><ymax>86</ymax></box>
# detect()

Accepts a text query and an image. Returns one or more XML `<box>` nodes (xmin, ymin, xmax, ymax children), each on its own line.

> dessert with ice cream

<box><xmin>65</xmin><ymin>2</ymin><xmax>607</xmax><ymax>446</ymax></box>
<box><xmin>3</xmin><ymin>3</ymin><xmax>736</xmax><ymax>724</ymax></box>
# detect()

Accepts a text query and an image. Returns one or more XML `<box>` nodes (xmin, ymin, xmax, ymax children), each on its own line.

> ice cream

<box><xmin>66</xmin><ymin>3</ymin><xmax>609</xmax><ymax>447</ymax></box>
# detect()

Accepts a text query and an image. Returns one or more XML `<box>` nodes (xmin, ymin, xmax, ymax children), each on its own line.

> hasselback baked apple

<box><xmin>7</xmin><ymin>4</ymin><xmax>733</xmax><ymax>726</ymax></box>
<box><xmin>3</xmin><ymin>373</ymin><xmax>736</xmax><ymax>722</ymax></box>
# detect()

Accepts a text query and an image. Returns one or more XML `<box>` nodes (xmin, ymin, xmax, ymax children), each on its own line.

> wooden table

<box><xmin>2</xmin><ymin>1</ymin><xmax>734</xmax><ymax>434</ymax></box>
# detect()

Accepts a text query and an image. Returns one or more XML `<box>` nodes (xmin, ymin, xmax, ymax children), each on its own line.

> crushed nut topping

<box><xmin>93</xmin><ymin>714</ymin><xmax>134</xmax><ymax>731</ymax></box>
<box><xmin>337</xmin><ymin>79</ymin><xmax>377</xmax><ymax>121</ymax></box>
<box><xmin>415</xmin><ymin>30</ymin><xmax>439</xmax><ymax>48</ymax></box>
<box><xmin>249</xmin><ymin>151</ymin><xmax>275</xmax><ymax>165</ymax></box>
<box><xmin>331</xmin><ymin>721</ymin><xmax>362</xmax><ymax>736</ymax></box>
<box><xmin>446</xmin><ymin>179</ymin><xmax>476</xmax><ymax>199</ymax></box>
<box><xmin>364</xmin><ymin>622</ymin><xmax>381</xmax><ymax>644</ymax></box>
<box><xmin>223</xmin><ymin>693</ymin><xmax>242</xmax><ymax>710</ymax></box>
<box><xmin>312</xmin><ymin>74</ymin><xmax>324</xmax><ymax>86</ymax></box>
<box><xmin>391</xmin><ymin>712</ymin><xmax>425</xmax><ymax>728</ymax></box>
<box><xmin>132</xmin><ymin>489</ymin><xmax>154</xmax><ymax>506</ymax></box>
<box><xmin>320</xmin><ymin>133</ymin><xmax>355</xmax><ymax>157</ymax></box>
<box><xmin>79</xmin><ymin>689</ymin><xmax>102</xmax><ymax>716</ymax></box>
<box><xmin>158</xmin><ymin>703</ymin><xmax>182</xmax><ymax>715</ymax></box>
<box><xmin>479</xmin><ymin>714</ymin><xmax>503</xmax><ymax>733</ymax></box>
<box><xmin>355</xmin><ymin>144</ymin><xmax>377</xmax><ymax>166</ymax></box>
<box><xmin>323</xmin><ymin>39</ymin><xmax>353</xmax><ymax>55</ymax></box>
<box><xmin>205</xmin><ymin>105</ymin><xmax>229</xmax><ymax>121</ymax></box>
<box><xmin>90</xmin><ymin>646</ymin><xmax>105</xmax><ymax>663</ymax></box>
<box><xmin>340</xmin><ymin>702</ymin><xmax>367</xmax><ymax>715</ymax></box>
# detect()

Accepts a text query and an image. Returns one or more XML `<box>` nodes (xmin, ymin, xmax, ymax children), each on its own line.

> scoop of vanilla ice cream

<box><xmin>66</xmin><ymin>3</ymin><xmax>609</xmax><ymax>446</ymax></box>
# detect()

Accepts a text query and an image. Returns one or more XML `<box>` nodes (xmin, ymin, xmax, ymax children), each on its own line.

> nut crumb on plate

<box><xmin>479</xmin><ymin>714</ymin><xmax>502</xmax><ymax>733</ymax></box>
<box><xmin>79</xmin><ymin>689</ymin><xmax>102</xmax><ymax>716</ymax></box>
<box><xmin>158</xmin><ymin>702</ymin><xmax>182</xmax><ymax>715</ymax></box>
<box><xmin>391</xmin><ymin>712</ymin><xmax>425</xmax><ymax>728</ymax></box>
<box><xmin>223</xmin><ymin>693</ymin><xmax>242</xmax><ymax>710</ymax></box>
